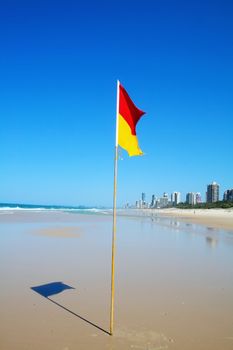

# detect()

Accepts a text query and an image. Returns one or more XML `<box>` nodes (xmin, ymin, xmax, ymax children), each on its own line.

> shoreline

<box><xmin>118</xmin><ymin>208</ymin><xmax>233</xmax><ymax>232</ymax></box>
<box><xmin>1</xmin><ymin>207</ymin><xmax>233</xmax><ymax>231</ymax></box>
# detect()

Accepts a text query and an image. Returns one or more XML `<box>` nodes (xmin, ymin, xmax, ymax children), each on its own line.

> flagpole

<box><xmin>110</xmin><ymin>80</ymin><xmax>120</xmax><ymax>336</ymax></box>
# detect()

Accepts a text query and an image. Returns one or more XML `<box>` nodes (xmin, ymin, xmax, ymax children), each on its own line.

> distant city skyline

<box><xmin>129</xmin><ymin>182</ymin><xmax>232</xmax><ymax>209</ymax></box>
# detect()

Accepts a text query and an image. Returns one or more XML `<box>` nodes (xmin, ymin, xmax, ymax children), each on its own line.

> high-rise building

<box><xmin>223</xmin><ymin>191</ymin><xmax>227</xmax><ymax>201</ymax></box>
<box><xmin>171</xmin><ymin>193</ymin><xmax>174</xmax><ymax>204</ymax></box>
<box><xmin>207</xmin><ymin>182</ymin><xmax>219</xmax><ymax>203</ymax></box>
<box><xmin>159</xmin><ymin>193</ymin><xmax>169</xmax><ymax>208</ymax></box>
<box><xmin>186</xmin><ymin>192</ymin><xmax>196</xmax><ymax>205</ymax></box>
<box><xmin>150</xmin><ymin>194</ymin><xmax>156</xmax><ymax>208</ymax></box>
<box><xmin>223</xmin><ymin>189</ymin><xmax>233</xmax><ymax>201</ymax></box>
<box><xmin>171</xmin><ymin>192</ymin><xmax>181</xmax><ymax>206</ymax></box>
<box><xmin>196</xmin><ymin>192</ymin><xmax>202</xmax><ymax>204</ymax></box>
<box><xmin>141</xmin><ymin>192</ymin><xmax>146</xmax><ymax>204</ymax></box>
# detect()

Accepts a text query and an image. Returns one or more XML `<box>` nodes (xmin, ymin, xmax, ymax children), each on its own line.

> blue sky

<box><xmin>1</xmin><ymin>0</ymin><xmax>233</xmax><ymax>207</ymax></box>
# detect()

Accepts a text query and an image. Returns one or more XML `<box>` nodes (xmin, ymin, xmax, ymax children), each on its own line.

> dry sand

<box><xmin>0</xmin><ymin>210</ymin><xmax>233</xmax><ymax>350</ymax></box>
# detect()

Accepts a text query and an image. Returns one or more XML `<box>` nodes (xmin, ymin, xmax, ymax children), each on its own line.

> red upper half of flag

<box><xmin>119</xmin><ymin>83</ymin><xmax>145</xmax><ymax>136</ymax></box>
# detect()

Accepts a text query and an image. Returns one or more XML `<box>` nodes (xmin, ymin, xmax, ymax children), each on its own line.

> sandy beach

<box><xmin>120</xmin><ymin>208</ymin><xmax>233</xmax><ymax>232</ymax></box>
<box><xmin>0</xmin><ymin>209</ymin><xmax>233</xmax><ymax>349</ymax></box>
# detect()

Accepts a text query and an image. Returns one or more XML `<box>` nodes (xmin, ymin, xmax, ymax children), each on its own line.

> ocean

<box><xmin>0</xmin><ymin>202</ymin><xmax>110</xmax><ymax>215</ymax></box>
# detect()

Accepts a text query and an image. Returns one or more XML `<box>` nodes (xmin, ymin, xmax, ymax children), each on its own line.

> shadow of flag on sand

<box><xmin>31</xmin><ymin>281</ymin><xmax>110</xmax><ymax>335</ymax></box>
<box><xmin>31</xmin><ymin>282</ymin><xmax>74</xmax><ymax>298</ymax></box>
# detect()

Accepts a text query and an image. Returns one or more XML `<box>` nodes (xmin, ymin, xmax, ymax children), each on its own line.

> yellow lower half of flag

<box><xmin>118</xmin><ymin>114</ymin><xmax>143</xmax><ymax>156</ymax></box>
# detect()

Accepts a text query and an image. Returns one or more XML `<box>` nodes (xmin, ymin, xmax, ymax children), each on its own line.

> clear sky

<box><xmin>1</xmin><ymin>0</ymin><xmax>233</xmax><ymax>207</ymax></box>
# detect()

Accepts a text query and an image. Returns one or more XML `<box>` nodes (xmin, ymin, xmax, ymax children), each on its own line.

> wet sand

<box><xmin>121</xmin><ymin>208</ymin><xmax>233</xmax><ymax>232</ymax></box>
<box><xmin>0</xmin><ymin>210</ymin><xmax>233</xmax><ymax>349</ymax></box>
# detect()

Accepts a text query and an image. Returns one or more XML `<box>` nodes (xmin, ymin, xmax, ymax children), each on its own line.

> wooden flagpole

<box><xmin>110</xmin><ymin>80</ymin><xmax>120</xmax><ymax>336</ymax></box>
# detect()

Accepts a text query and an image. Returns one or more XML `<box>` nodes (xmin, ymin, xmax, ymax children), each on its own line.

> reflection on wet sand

<box><xmin>206</xmin><ymin>236</ymin><xmax>218</xmax><ymax>248</ymax></box>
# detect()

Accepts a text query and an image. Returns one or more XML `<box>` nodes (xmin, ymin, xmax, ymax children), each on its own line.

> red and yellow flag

<box><xmin>117</xmin><ymin>83</ymin><xmax>145</xmax><ymax>156</ymax></box>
